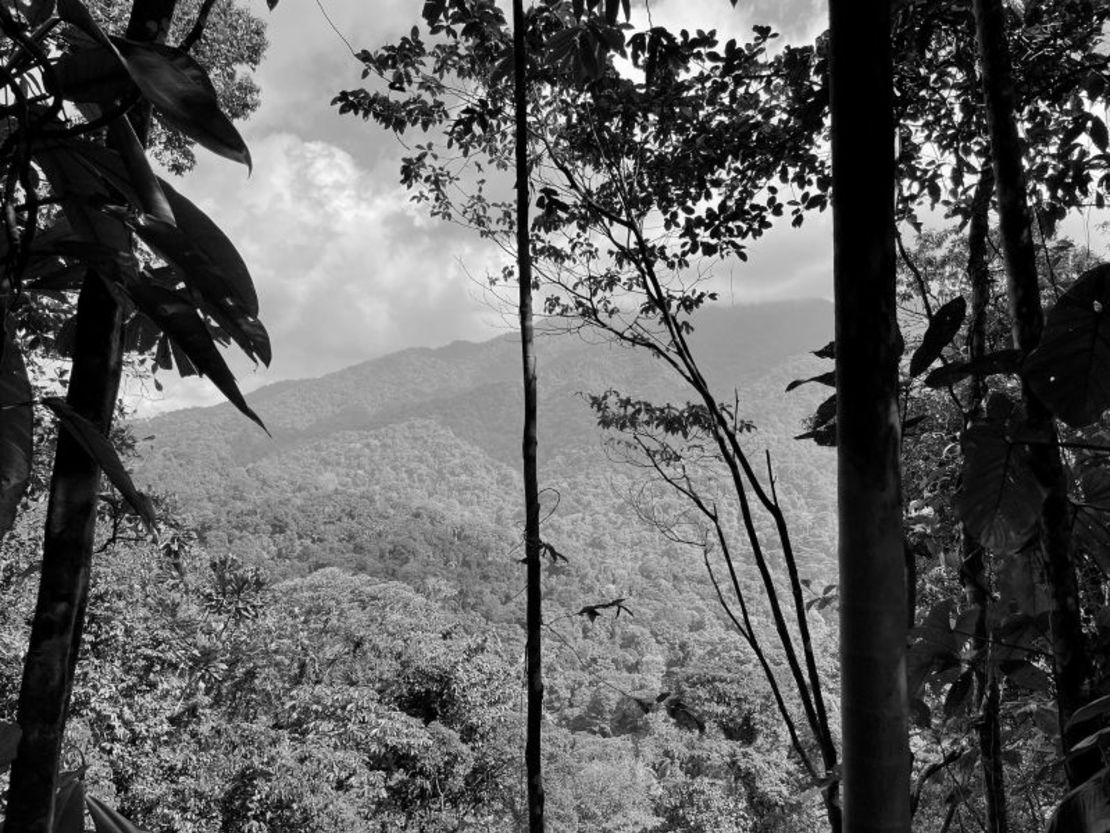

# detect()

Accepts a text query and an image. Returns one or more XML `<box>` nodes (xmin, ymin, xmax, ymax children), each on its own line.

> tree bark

<box><xmin>971</xmin><ymin>0</ymin><xmax>1091</xmax><ymax>786</ymax></box>
<box><xmin>4</xmin><ymin>3</ymin><xmax>176</xmax><ymax>830</ymax></box>
<box><xmin>512</xmin><ymin>1</ymin><xmax>544</xmax><ymax>830</ymax></box>
<box><xmin>829</xmin><ymin>2</ymin><xmax>909</xmax><ymax>831</ymax></box>
<box><xmin>962</xmin><ymin>164</ymin><xmax>1008</xmax><ymax>833</ymax></box>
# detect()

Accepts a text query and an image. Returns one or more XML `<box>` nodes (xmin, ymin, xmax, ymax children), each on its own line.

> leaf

<box><xmin>924</xmin><ymin>349</ymin><xmax>1023</xmax><ymax>389</ymax></box>
<box><xmin>1024</xmin><ymin>263</ymin><xmax>1110</xmax><ymax>427</ymax></box>
<box><xmin>958</xmin><ymin>399</ymin><xmax>1047</xmax><ymax>553</ymax></box>
<box><xmin>55</xmin><ymin>771</ymin><xmax>86</xmax><ymax>833</ymax></box>
<box><xmin>53</xmin><ymin>44</ymin><xmax>133</xmax><ymax>104</ymax></box>
<box><xmin>157</xmin><ymin>180</ymin><xmax>257</xmax><ymax>316</ymax></box>
<box><xmin>124</xmin><ymin>181</ymin><xmax>270</xmax><ymax>366</ymax></box>
<box><xmin>1068</xmin><ymin>695</ymin><xmax>1110</xmax><ymax>736</ymax></box>
<box><xmin>811</xmin><ymin>393</ymin><xmax>837</xmax><ymax>428</ymax></box>
<box><xmin>41</xmin><ymin>397</ymin><xmax>156</xmax><ymax>532</ymax></box>
<box><xmin>1075</xmin><ymin>468</ymin><xmax>1110</xmax><ymax>570</ymax></box>
<box><xmin>785</xmin><ymin>370</ymin><xmax>836</xmax><ymax>392</ymax></box>
<box><xmin>106</xmin><ymin>120</ymin><xmax>174</xmax><ymax>224</ymax></box>
<box><xmin>0</xmin><ymin>323</ymin><xmax>32</xmax><ymax>539</ymax></box>
<box><xmin>125</xmin><ymin>285</ymin><xmax>267</xmax><ymax>433</ymax></box>
<box><xmin>910</xmin><ymin>296</ymin><xmax>966</xmax><ymax>377</ymax></box>
<box><xmin>1047</xmin><ymin>769</ymin><xmax>1110</xmax><ymax>833</ymax></box>
<box><xmin>1071</xmin><ymin>726</ymin><xmax>1110</xmax><ymax>756</ymax></box>
<box><xmin>812</xmin><ymin>341</ymin><xmax>836</xmax><ymax>359</ymax></box>
<box><xmin>112</xmin><ymin>39</ymin><xmax>251</xmax><ymax>170</ymax></box>
<box><xmin>1000</xmin><ymin>659</ymin><xmax>1052</xmax><ymax>692</ymax></box>
<box><xmin>1091</xmin><ymin>116</ymin><xmax>1109</xmax><ymax>153</ymax></box>
<box><xmin>86</xmin><ymin>795</ymin><xmax>151</xmax><ymax>833</ymax></box>
<box><xmin>943</xmin><ymin>669</ymin><xmax>973</xmax><ymax>719</ymax></box>
<box><xmin>0</xmin><ymin>721</ymin><xmax>20</xmax><ymax>772</ymax></box>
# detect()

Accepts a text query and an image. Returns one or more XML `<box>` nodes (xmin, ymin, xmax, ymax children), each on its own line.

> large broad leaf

<box><xmin>1075</xmin><ymin>468</ymin><xmax>1110</xmax><ymax>571</ymax></box>
<box><xmin>958</xmin><ymin>396</ymin><xmax>1047</xmax><ymax>553</ymax></box>
<box><xmin>112</xmin><ymin>39</ymin><xmax>251</xmax><ymax>170</ymax></box>
<box><xmin>0</xmin><ymin>324</ymin><xmax>32</xmax><ymax>539</ymax></box>
<box><xmin>0</xmin><ymin>721</ymin><xmax>20</xmax><ymax>772</ymax></box>
<box><xmin>125</xmin><ymin>285</ymin><xmax>267</xmax><ymax>432</ymax></box>
<box><xmin>924</xmin><ymin>349</ymin><xmax>1023</xmax><ymax>389</ymax></box>
<box><xmin>1024</xmin><ymin>263</ymin><xmax>1110</xmax><ymax>427</ymax></box>
<box><xmin>54</xmin><ymin>44</ymin><xmax>134</xmax><ymax>104</ymax></box>
<box><xmin>1048</xmin><ymin>769</ymin><xmax>1110</xmax><ymax>833</ymax></box>
<box><xmin>41</xmin><ymin>397</ymin><xmax>156</xmax><ymax>532</ymax></box>
<box><xmin>124</xmin><ymin>184</ymin><xmax>269</xmax><ymax>366</ymax></box>
<box><xmin>87</xmin><ymin>795</ymin><xmax>150</xmax><ymax>833</ymax></box>
<box><xmin>157</xmin><ymin>180</ymin><xmax>258</xmax><ymax>316</ymax></box>
<box><xmin>910</xmin><ymin>296</ymin><xmax>966</xmax><ymax>377</ymax></box>
<box><xmin>55</xmin><ymin>772</ymin><xmax>87</xmax><ymax>833</ymax></box>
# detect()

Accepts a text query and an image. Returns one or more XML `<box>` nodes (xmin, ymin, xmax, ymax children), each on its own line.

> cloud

<box><xmin>137</xmin><ymin>133</ymin><xmax>506</xmax><ymax>415</ymax></box>
<box><xmin>133</xmin><ymin>0</ymin><xmax>832</xmax><ymax>415</ymax></box>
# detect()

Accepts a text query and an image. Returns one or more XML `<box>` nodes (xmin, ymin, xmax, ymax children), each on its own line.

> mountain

<box><xmin>133</xmin><ymin>299</ymin><xmax>838</xmax><ymax>629</ymax></box>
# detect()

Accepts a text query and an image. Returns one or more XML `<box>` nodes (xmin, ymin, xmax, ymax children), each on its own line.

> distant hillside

<box><xmin>133</xmin><ymin>299</ymin><xmax>838</xmax><ymax>635</ymax></box>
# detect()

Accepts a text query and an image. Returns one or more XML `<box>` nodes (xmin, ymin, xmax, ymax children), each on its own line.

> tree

<box><xmin>827</xmin><ymin>1</ymin><xmax>909</xmax><ymax>831</ymax></box>
<box><xmin>338</xmin><ymin>2</ymin><xmax>841</xmax><ymax>827</ymax></box>
<box><xmin>0</xmin><ymin>0</ymin><xmax>270</xmax><ymax>827</ymax></box>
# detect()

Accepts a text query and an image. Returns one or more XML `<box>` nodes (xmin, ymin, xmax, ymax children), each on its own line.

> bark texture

<box><xmin>971</xmin><ymin>0</ymin><xmax>1090</xmax><ymax>785</ymax></box>
<box><xmin>963</xmin><ymin>165</ymin><xmax>1008</xmax><ymax>833</ymax></box>
<box><xmin>829</xmin><ymin>2</ymin><xmax>910</xmax><ymax>831</ymax></box>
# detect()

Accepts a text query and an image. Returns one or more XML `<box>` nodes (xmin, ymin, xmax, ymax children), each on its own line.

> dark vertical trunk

<box><xmin>962</xmin><ymin>164</ymin><xmax>1008</xmax><ymax>833</ymax></box>
<box><xmin>4</xmin><ymin>3</ymin><xmax>176</xmax><ymax>830</ymax></box>
<box><xmin>971</xmin><ymin>0</ymin><xmax>1090</xmax><ymax>785</ymax></box>
<box><xmin>829</xmin><ymin>2</ymin><xmax>909</xmax><ymax>831</ymax></box>
<box><xmin>512</xmin><ymin>1</ymin><xmax>544</xmax><ymax>830</ymax></box>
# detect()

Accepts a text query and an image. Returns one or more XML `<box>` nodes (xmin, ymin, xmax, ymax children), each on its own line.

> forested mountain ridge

<box><xmin>133</xmin><ymin>299</ymin><xmax>838</xmax><ymax>591</ymax></box>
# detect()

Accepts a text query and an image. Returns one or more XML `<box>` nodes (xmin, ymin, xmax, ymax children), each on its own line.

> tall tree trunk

<box><xmin>4</xmin><ymin>3</ymin><xmax>176</xmax><ymax>830</ymax></box>
<box><xmin>962</xmin><ymin>165</ymin><xmax>1008</xmax><ymax>833</ymax></box>
<box><xmin>971</xmin><ymin>0</ymin><xmax>1091</xmax><ymax>786</ymax></box>
<box><xmin>512</xmin><ymin>1</ymin><xmax>544</xmax><ymax>830</ymax></box>
<box><xmin>829</xmin><ymin>2</ymin><xmax>909</xmax><ymax>831</ymax></box>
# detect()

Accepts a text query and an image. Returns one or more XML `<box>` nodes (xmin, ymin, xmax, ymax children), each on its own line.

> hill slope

<box><xmin>134</xmin><ymin>299</ymin><xmax>838</xmax><ymax>632</ymax></box>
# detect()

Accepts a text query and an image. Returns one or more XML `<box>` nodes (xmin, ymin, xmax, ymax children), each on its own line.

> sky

<box><xmin>130</xmin><ymin>0</ymin><xmax>830</xmax><ymax>414</ymax></box>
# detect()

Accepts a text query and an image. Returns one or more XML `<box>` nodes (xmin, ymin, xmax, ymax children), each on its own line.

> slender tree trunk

<box><xmin>5</xmin><ymin>3</ymin><xmax>176</xmax><ymax>830</ymax></box>
<box><xmin>971</xmin><ymin>0</ymin><xmax>1090</xmax><ymax>785</ymax></box>
<box><xmin>829</xmin><ymin>2</ymin><xmax>909</xmax><ymax>831</ymax></box>
<box><xmin>962</xmin><ymin>164</ymin><xmax>1008</xmax><ymax>833</ymax></box>
<box><xmin>512</xmin><ymin>1</ymin><xmax>544</xmax><ymax>830</ymax></box>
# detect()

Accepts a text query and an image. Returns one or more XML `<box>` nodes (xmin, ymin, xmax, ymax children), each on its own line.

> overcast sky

<box><xmin>131</xmin><ymin>0</ymin><xmax>831</xmax><ymax>414</ymax></box>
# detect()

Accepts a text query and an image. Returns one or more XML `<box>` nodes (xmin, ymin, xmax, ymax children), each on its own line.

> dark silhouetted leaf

<box><xmin>87</xmin><ymin>795</ymin><xmax>151</xmax><ymax>833</ymax></box>
<box><xmin>1047</xmin><ymin>768</ymin><xmax>1110</xmax><ymax>833</ymax></box>
<box><xmin>811</xmin><ymin>393</ymin><xmax>836</xmax><ymax>427</ymax></box>
<box><xmin>0</xmin><ymin>324</ymin><xmax>32</xmax><ymax>538</ymax></box>
<box><xmin>125</xmin><ymin>285</ymin><xmax>267</xmax><ymax>433</ymax></box>
<box><xmin>41</xmin><ymin>397</ymin><xmax>155</xmax><ymax>531</ymax></box>
<box><xmin>1070</xmin><ymin>695</ymin><xmax>1110</xmax><ymax>736</ymax></box>
<box><xmin>113</xmin><ymin>40</ymin><xmax>251</xmax><ymax>170</ymax></box>
<box><xmin>1075</xmin><ymin>468</ymin><xmax>1110</xmax><ymax>571</ymax></box>
<box><xmin>785</xmin><ymin>370</ymin><xmax>836</xmax><ymax>392</ymax></box>
<box><xmin>0</xmin><ymin>721</ymin><xmax>20</xmax><ymax>772</ymax></box>
<box><xmin>1024</xmin><ymin>263</ymin><xmax>1110</xmax><ymax>427</ymax></box>
<box><xmin>54</xmin><ymin>44</ymin><xmax>132</xmax><ymax>104</ymax></box>
<box><xmin>1000</xmin><ymin>659</ymin><xmax>1052</xmax><ymax>692</ymax></box>
<box><xmin>924</xmin><ymin>349</ymin><xmax>1023</xmax><ymax>389</ymax></box>
<box><xmin>943</xmin><ymin>669</ymin><xmax>973</xmax><ymax>718</ymax></box>
<box><xmin>910</xmin><ymin>296</ymin><xmax>966</xmax><ymax>377</ymax></box>
<box><xmin>55</xmin><ymin>771</ymin><xmax>86</xmax><ymax>833</ymax></box>
<box><xmin>812</xmin><ymin>341</ymin><xmax>835</xmax><ymax>359</ymax></box>
<box><xmin>106</xmin><ymin>119</ymin><xmax>174</xmax><ymax>224</ymax></box>
<box><xmin>125</xmin><ymin>183</ymin><xmax>269</xmax><ymax>366</ymax></box>
<box><xmin>794</xmin><ymin>421</ymin><xmax>836</xmax><ymax>446</ymax></box>
<box><xmin>958</xmin><ymin>397</ymin><xmax>1046</xmax><ymax>553</ymax></box>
